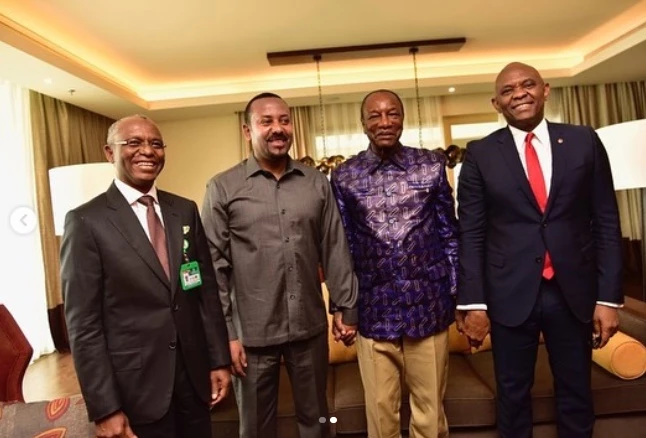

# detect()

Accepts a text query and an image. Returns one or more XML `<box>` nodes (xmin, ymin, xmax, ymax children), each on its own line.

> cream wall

<box><xmin>154</xmin><ymin>92</ymin><xmax>496</xmax><ymax>206</ymax></box>
<box><xmin>440</xmin><ymin>92</ymin><xmax>494</xmax><ymax>116</ymax></box>
<box><xmin>156</xmin><ymin>114</ymin><xmax>241</xmax><ymax>208</ymax></box>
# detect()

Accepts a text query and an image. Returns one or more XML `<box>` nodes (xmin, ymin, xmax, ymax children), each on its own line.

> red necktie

<box><xmin>524</xmin><ymin>133</ymin><xmax>554</xmax><ymax>279</ymax></box>
<box><xmin>138</xmin><ymin>196</ymin><xmax>170</xmax><ymax>279</ymax></box>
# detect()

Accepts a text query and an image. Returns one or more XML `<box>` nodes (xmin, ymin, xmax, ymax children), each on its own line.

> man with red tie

<box><xmin>456</xmin><ymin>62</ymin><xmax>623</xmax><ymax>438</ymax></box>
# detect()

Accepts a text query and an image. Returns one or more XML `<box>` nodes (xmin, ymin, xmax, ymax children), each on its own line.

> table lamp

<box><xmin>596</xmin><ymin>119</ymin><xmax>646</xmax><ymax>301</ymax></box>
<box><xmin>48</xmin><ymin>163</ymin><xmax>114</xmax><ymax>235</ymax></box>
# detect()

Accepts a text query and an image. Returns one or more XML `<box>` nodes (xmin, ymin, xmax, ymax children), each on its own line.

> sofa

<box><xmin>0</xmin><ymin>304</ymin><xmax>33</xmax><ymax>403</ymax></box>
<box><xmin>210</xmin><ymin>294</ymin><xmax>646</xmax><ymax>438</ymax></box>
<box><xmin>0</xmin><ymin>299</ymin><xmax>643</xmax><ymax>437</ymax></box>
<box><xmin>0</xmin><ymin>303</ymin><xmax>94</xmax><ymax>437</ymax></box>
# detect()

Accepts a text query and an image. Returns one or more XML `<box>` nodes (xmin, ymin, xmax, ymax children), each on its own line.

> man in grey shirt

<box><xmin>201</xmin><ymin>92</ymin><xmax>358</xmax><ymax>438</ymax></box>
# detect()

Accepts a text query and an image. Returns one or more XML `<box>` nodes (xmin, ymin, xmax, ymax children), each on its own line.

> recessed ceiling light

<box><xmin>44</xmin><ymin>78</ymin><xmax>53</xmax><ymax>85</ymax></box>
<box><xmin>448</xmin><ymin>87</ymin><xmax>456</xmax><ymax>93</ymax></box>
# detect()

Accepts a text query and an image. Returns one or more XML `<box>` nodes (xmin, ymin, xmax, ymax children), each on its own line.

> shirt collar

<box><xmin>244</xmin><ymin>155</ymin><xmax>304</xmax><ymax>179</ymax></box>
<box><xmin>508</xmin><ymin>118</ymin><xmax>549</xmax><ymax>147</ymax></box>
<box><xmin>365</xmin><ymin>143</ymin><xmax>407</xmax><ymax>173</ymax></box>
<box><xmin>114</xmin><ymin>177</ymin><xmax>159</xmax><ymax>206</ymax></box>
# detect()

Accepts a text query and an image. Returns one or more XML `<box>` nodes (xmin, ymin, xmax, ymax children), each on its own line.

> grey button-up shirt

<box><xmin>202</xmin><ymin>156</ymin><xmax>358</xmax><ymax>347</ymax></box>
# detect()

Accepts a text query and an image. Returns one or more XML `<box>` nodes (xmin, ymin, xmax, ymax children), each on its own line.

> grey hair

<box><xmin>106</xmin><ymin>114</ymin><xmax>155</xmax><ymax>144</ymax></box>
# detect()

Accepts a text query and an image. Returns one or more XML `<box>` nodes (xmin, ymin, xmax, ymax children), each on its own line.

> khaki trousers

<box><xmin>356</xmin><ymin>330</ymin><xmax>449</xmax><ymax>438</ymax></box>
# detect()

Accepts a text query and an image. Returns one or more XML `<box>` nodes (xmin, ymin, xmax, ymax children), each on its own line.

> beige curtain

<box><xmin>30</xmin><ymin>91</ymin><xmax>114</xmax><ymax>351</ymax></box>
<box><xmin>311</xmin><ymin>96</ymin><xmax>445</xmax><ymax>159</ymax></box>
<box><xmin>545</xmin><ymin>87</ymin><xmax>564</xmax><ymax>123</ymax></box>
<box><xmin>236</xmin><ymin>106</ymin><xmax>316</xmax><ymax>161</ymax></box>
<box><xmin>557</xmin><ymin>82</ymin><xmax>646</xmax><ymax>128</ymax></box>
<box><xmin>401</xmin><ymin>95</ymin><xmax>445</xmax><ymax>149</ymax></box>
<box><xmin>314</xmin><ymin>101</ymin><xmax>364</xmax><ymax>159</ymax></box>
<box><xmin>290</xmin><ymin>106</ymin><xmax>316</xmax><ymax>159</ymax></box>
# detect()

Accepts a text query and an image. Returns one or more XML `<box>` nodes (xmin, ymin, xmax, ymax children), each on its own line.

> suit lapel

<box><xmin>159</xmin><ymin>191</ymin><xmax>182</xmax><ymax>298</ymax></box>
<box><xmin>496</xmin><ymin>128</ymin><xmax>542</xmax><ymax>213</ymax></box>
<box><xmin>545</xmin><ymin>122</ymin><xmax>567</xmax><ymax>217</ymax></box>
<box><xmin>105</xmin><ymin>184</ymin><xmax>171</xmax><ymax>289</ymax></box>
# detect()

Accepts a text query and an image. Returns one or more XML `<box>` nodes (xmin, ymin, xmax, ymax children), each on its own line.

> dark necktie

<box><xmin>138</xmin><ymin>195</ymin><xmax>170</xmax><ymax>279</ymax></box>
<box><xmin>524</xmin><ymin>132</ymin><xmax>554</xmax><ymax>279</ymax></box>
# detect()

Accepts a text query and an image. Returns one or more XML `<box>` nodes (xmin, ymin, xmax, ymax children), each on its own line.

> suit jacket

<box><xmin>457</xmin><ymin>122</ymin><xmax>623</xmax><ymax>326</ymax></box>
<box><xmin>61</xmin><ymin>183</ymin><xmax>230</xmax><ymax>423</ymax></box>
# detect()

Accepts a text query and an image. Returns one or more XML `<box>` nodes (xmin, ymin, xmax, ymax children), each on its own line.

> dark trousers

<box><xmin>491</xmin><ymin>278</ymin><xmax>594</xmax><ymax>438</ymax></box>
<box><xmin>233</xmin><ymin>331</ymin><xmax>330</xmax><ymax>438</ymax></box>
<box><xmin>130</xmin><ymin>348</ymin><xmax>211</xmax><ymax>438</ymax></box>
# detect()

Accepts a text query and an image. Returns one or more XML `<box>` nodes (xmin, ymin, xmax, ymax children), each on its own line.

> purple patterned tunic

<box><xmin>331</xmin><ymin>145</ymin><xmax>458</xmax><ymax>340</ymax></box>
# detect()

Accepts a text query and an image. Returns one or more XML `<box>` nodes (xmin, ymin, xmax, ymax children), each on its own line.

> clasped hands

<box><xmin>332</xmin><ymin>311</ymin><xmax>357</xmax><ymax>346</ymax></box>
<box><xmin>455</xmin><ymin>310</ymin><xmax>490</xmax><ymax>349</ymax></box>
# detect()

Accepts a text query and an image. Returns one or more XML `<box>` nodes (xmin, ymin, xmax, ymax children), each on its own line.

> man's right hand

<box><xmin>95</xmin><ymin>411</ymin><xmax>137</xmax><ymax>438</ymax></box>
<box><xmin>229</xmin><ymin>339</ymin><xmax>248</xmax><ymax>377</ymax></box>
<box><xmin>456</xmin><ymin>309</ymin><xmax>490</xmax><ymax>348</ymax></box>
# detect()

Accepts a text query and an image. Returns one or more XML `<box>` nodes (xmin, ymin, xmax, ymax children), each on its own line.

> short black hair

<box><xmin>244</xmin><ymin>92</ymin><xmax>284</xmax><ymax>124</ymax></box>
<box><xmin>360</xmin><ymin>89</ymin><xmax>404</xmax><ymax>121</ymax></box>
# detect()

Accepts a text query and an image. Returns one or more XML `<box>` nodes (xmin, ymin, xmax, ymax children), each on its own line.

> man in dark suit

<box><xmin>456</xmin><ymin>63</ymin><xmax>623</xmax><ymax>438</ymax></box>
<box><xmin>61</xmin><ymin>115</ymin><xmax>231</xmax><ymax>438</ymax></box>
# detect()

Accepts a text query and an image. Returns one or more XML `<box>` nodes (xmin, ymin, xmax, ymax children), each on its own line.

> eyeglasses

<box><xmin>113</xmin><ymin>138</ymin><xmax>167</xmax><ymax>150</ymax></box>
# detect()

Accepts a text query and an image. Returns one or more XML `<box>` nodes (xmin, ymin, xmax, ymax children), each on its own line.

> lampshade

<box><xmin>597</xmin><ymin>118</ymin><xmax>646</xmax><ymax>302</ymax></box>
<box><xmin>596</xmin><ymin>119</ymin><xmax>646</xmax><ymax>191</ymax></box>
<box><xmin>49</xmin><ymin>163</ymin><xmax>114</xmax><ymax>235</ymax></box>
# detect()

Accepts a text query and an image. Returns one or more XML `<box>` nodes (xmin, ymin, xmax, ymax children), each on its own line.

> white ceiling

<box><xmin>1</xmin><ymin>0</ymin><xmax>646</xmax><ymax>120</ymax></box>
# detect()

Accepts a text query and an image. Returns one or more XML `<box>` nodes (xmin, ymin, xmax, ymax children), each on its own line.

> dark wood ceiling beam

<box><xmin>267</xmin><ymin>37</ymin><xmax>466</xmax><ymax>66</ymax></box>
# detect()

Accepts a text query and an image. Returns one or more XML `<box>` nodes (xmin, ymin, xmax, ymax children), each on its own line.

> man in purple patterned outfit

<box><xmin>330</xmin><ymin>89</ymin><xmax>458</xmax><ymax>438</ymax></box>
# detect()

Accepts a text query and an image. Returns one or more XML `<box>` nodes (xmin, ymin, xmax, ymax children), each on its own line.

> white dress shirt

<box><xmin>457</xmin><ymin>119</ymin><xmax>620</xmax><ymax>310</ymax></box>
<box><xmin>113</xmin><ymin>178</ymin><xmax>164</xmax><ymax>242</ymax></box>
<box><xmin>509</xmin><ymin>119</ymin><xmax>552</xmax><ymax>193</ymax></box>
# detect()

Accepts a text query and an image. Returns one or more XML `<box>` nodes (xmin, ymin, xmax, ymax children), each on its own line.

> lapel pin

<box><xmin>557</xmin><ymin>138</ymin><xmax>564</xmax><ymax>144</ymax></box>
<box><xmin>183</xmin><ymin>225</ymin><xmax>190</xmax><ymax>234</ymax></box>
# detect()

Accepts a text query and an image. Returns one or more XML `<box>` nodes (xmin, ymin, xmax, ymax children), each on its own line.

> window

<box><xmin>442</xmin><ymin>113</ymin><xmax>502</xmax><ymax>209</ymax></box>
<box><xmin>312</xmin><ymin>97</ymin><xmax>445</xmax><ymax>159</ymax></box>
<box><xmin>443</xmin><ymin>113</ymin><xmax>503</xmax><ymax>149</ymax></box>
<box><xmin>451</xmin><ymin>121</ymin><xmax>502</xmax><ymax>143</ymax></box>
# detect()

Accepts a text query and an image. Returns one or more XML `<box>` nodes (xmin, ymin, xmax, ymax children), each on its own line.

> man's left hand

<box><xmin>209</xmin><ymin>368</ymin><xmax>231</xmax><ymax>407</ymax></box>
<box><xmin>592</xmin><ymin>304</ymin><xmax>619</xmax><ymax>349</ymax></box>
